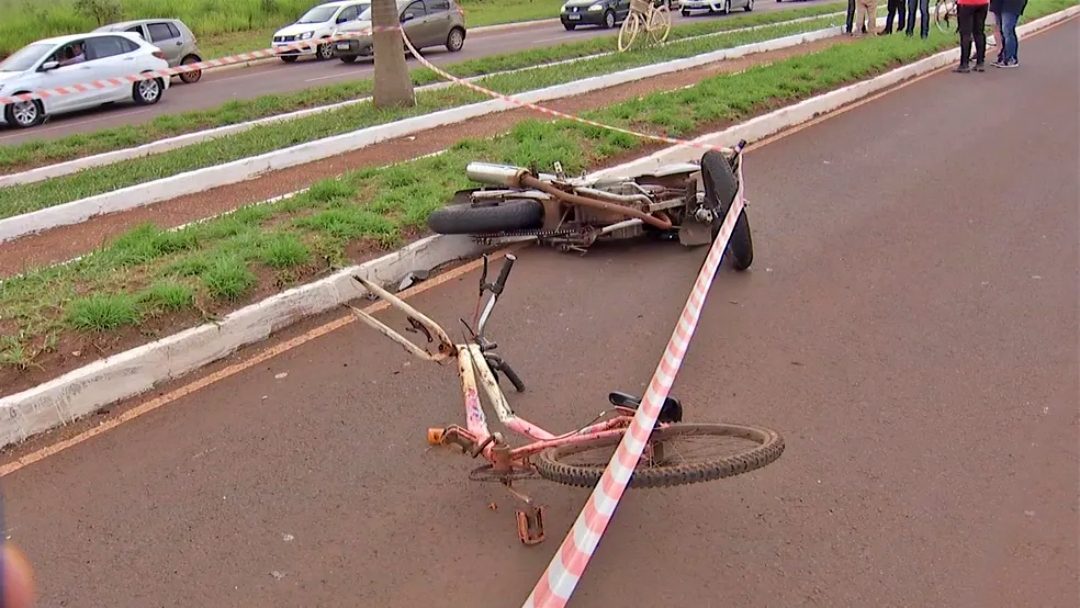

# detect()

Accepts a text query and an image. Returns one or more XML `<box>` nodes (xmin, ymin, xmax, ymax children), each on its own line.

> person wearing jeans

<box><xmin>996</xmin><ymin>0</ymin><xmax>1027</xmax><ymax>66</ymax></box>
<box><xmin>954</xmin><ymin>0</ymin><xmax>990</xmax><ymax>72</ymax></box>
<box><xmin>880</xmin><ymin>0</ymin><xmax>906</xmax><ymax>33</ymax></box>
<box><xmin>989</xmin><ymin>0</ymin><xmax>1005</xmax><ymax>63</ymax></box>
<box><xmin>905</xmin><ymin>0</ymin><xmax>930</xmax><ymax>38</ymax></box>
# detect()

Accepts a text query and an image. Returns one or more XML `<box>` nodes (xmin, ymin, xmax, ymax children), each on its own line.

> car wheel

<box><xmin>339</xmin><ymin>54</ymin><xmax>357</xmax><ymax>64</ymax></box>
<box><xmin>682</xmin><ymin>8</ymin><xmax>692</xmax><ymax>16</ymax></box>
<box><xmin>744</xmin><ymin>0</ymin><xmax>754</xmax><ymax>10</ymax></box>
<box><xmin>316</xmin><ymin>42</ymin><xmax>334</xmax><ymax>60</ymax></box>
<box><xmin>445</xmin><ymin>26</ymin><xmax>465</xmax><ymax>52</ymax></box>
<box><xmin>564</xmin><ymin>22</ymin><xmax>577</xmax><ymax>30</ymax></box>
<box><xmin>178</xmin><ymin>55</ymin><xmax>203</xmax><ymax>84</ymax></box>
<box><xmin>280</xmin><ymin>55</ymin><xmax>298</xmax><ymax>63</ymax></box>
<box><xmin>602</xmin><ymin>9</ymin><xmax>616</xmax><ymax>28</ymax></box>
<box><xmin>3</xmin><ymin>96</ymin><xmax>44</xmax><ymax>129</ymax></box>
<box><xmin>132</xmin><ymin>76</ymin><xmax>164</xmax><ymax>106</ymax></box>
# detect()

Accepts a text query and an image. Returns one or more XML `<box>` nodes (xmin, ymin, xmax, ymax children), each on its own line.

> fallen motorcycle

<box><xmin>426</xmin><ymin>141</ymin><xmax>754</xmax><ymax>270</ymax></box>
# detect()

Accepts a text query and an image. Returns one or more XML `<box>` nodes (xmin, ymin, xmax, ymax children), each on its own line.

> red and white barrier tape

<box><xmin>400</xmin><ymin>30</ymin><xmax>749</xmax><ymax>608</ymax></box>
<box><xmin>524</xmin><ymin>165</ymin><xmax>746</xmax><ymax>608</ymax></box>
<box><xmin>0</xmin><ymin>25</ymin><xmax>402</xmax><ymax>105</ymax></box>
<box><xmin>400</xmin><ymin>32</ymin><xmax>732</xmax><ymax>154</ymax></box>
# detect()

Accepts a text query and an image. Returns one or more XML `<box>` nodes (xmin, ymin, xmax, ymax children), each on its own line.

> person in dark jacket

<box><xmin>905</xmin><ymin>0</ymin><xmax>930</xmax><ymax>38</ymax></box>
<box><xmin>880</xmin><ymin>0</ymin><xmax>906</xmax><ymax>34</ymax></box>
<box><xmin>996</xmin><ymin>0</ymin><xmax>1028</xmax><ymax>67</ymax></box>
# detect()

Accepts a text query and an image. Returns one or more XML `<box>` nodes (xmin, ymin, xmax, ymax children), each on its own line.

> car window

<box><xmin>403</xmin><ymin>0</ymin><xmax>427</xmax><ymax>18</ymax></box>
<box><xmin>147</xmin><ymin>22</ymin><xmax>179</xmax><ymax>42</ymax></box>
<box><xmin>297</xmin><ymin>5</ymin><xmax>338</xmax><ymax>23</ymax></box>
<box><xmin>428</xmin><ymin>0</ymin><xmax>450</xmax><ymax>12</ymax></box>
<box><xmin>0</xmin><ymin>42</ymin><xmax>53</xmax><ymax>72</ymax></box>
<box><xmin>337</xmin><ymin>5</ymin><xmax>360</xmax><ymax>21</ymax></box>
<box><xmin>124</xmin><ymin>25</ymin><xmax>146</xmax><ymax>40</ymax></box>
<box><xmin>84</xmin><ymin>36</ymin><xmax>133</xmax><ymax>60</ymax></box>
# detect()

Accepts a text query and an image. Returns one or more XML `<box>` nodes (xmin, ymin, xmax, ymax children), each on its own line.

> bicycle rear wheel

<box><xmin>618</xmin><ymin>12</ymin><xmax>643</xmax><ymax>52</ymax></box>
<box><xmin>647</xmin><ymin>5</ymin><xmax>672</xmax><ymax>45</ymax></box>
<box><xmin>934</xmin><ymin>0</ymin><xmax>955</xmax><ymax>34</ymax></box>
<box><xmin>535</xmin><ymin>422</ymin><xmax>784</xmax><ymax>489</ymax></box>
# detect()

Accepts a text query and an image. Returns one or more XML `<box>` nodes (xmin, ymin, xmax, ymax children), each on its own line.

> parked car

<box><xmin>560</xmin><ymin>0</ymin><xmax>630</xmax><ymax>30</ymax></box>
<box><xmin>333</xmin><ymin>0</ymin><xmax>466</xmax><ymax>64</ymax></box>
<box><xmin>680</xmin><ymin>0</ymin><xmax>753</xmax><ymax>16</ymax></box>
<box><xmin>94</xmin><ymin>18</ymin><xmax>204</xmax><ymax>83</ymax></box>
<box><xmin>0</xmin><ymin>32</ymin><xmax>170</xmax><ymax>129</ymax></box>
<box><xmin>272</xmin><ymin>0</ymin><xmax>371</xmax><ymax>62</ymax></box>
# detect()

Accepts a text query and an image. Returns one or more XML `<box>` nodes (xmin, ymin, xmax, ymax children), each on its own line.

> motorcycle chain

<box><xmin>470</xmin><ymin>227</ymin><xmax>587</xmax><ymax>244</ymax></box>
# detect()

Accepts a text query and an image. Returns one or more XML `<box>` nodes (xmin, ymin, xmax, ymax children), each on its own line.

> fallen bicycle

<box><xmin>345</xmin><ymin>249</ymin><xmax>784</xmax><ymax>545</ymax></box>
<box><xmin>426</xmin><ymin>143</ymin><xmax>755</xmax><ymax>270</ymax></box>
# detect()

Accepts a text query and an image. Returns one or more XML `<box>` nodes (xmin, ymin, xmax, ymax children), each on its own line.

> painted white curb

<box><xmin>0</xmin><ymin>6</ymin><xmax>1071</xmax><ymax>451</ymax></box>
<box><xmin>0</xmin><ymin>21</ymin><xmax>850</xmax><ymax>245</ymax></box>
<box><xmin>0</xmin><ymin>11</ymin><xmax>847</xmax><ymax>189</ymax></box>
<box><xmin>594</xmin><ymin>6</ymin><xmax>1080</xmax><ymax>178</ymax></box>
<box><xmin>0</xmin><ymin>233</ymin><xmax>486</xmax><ymax>449</ymax></box>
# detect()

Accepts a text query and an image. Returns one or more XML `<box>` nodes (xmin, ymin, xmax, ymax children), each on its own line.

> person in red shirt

<box><xmin>953</xmin><ymin>0</ymin><xmax>990</xmax><ymax>72</ymax></box>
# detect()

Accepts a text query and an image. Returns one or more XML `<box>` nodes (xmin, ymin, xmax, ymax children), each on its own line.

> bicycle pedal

<box><xmin>515</xmin><ymin>506</ymin><xmax>546</xmax><ymax>546</ymax></box>
<box><xmin>426</xmin><ymin>427</ymin><xmax>446</xmax><ymax>445</ymax></box>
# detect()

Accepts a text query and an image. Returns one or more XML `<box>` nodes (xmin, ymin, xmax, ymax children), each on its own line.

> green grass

<box><xmin>0</xmin><ymin>0</ymin><xmax>1073</xmax><ymax>372</ymax></box>
<box><xmin>0</xmin><ymin>0</ymin><xmax>565</xmax><ymax>59</ymax></box>
<box><xmin>0</xmin><ymin>2</ymin><xmax>848</xmax><ymax>174</ymax></box>
<box><xmin>0</xmin><ymin>13</ymin><xmax>854</xmax><ymax>217</ymax></box>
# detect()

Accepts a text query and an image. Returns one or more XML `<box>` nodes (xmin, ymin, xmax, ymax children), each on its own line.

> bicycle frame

<box><xmin>346</xmin><ymin>257</ymin><xmax>637</xmax><ymax>464</ymax></box>
<box><xmin>346</xmin><ymin>253</ymin><xmax>648</xmax><ymax>544</ymax></box>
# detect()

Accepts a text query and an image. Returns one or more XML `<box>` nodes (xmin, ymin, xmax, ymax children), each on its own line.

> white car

<box><xmin>679</xmin><ymin>0</ymin><xmax>753</xmax><ymax>15</ymax></box>
<box><xmin>0</xmin><ymin>32</ymin><xmax>170</xmax><ymax>129</ymax></box>
<box><xmin>272</xmin><ymin>0</ymin><xmax>371</xmax><ymax>62</ymax></box>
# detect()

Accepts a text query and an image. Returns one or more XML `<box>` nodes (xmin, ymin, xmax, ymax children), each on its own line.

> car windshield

<box><xmin>297</xmin><ymin>6</ymin><xmax>338</xmax><ymax>23</ymax></box>
<box><xmin>0</xmin><ymin>42</ymin><xmax>54</xmax><ymax>72</ymax></box>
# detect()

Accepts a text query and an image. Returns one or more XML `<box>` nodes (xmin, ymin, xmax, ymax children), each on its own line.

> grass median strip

<box><xmin>0</xmin><ymin>0</ymin><xmax>1070</xmax><ymax>387</ymax></box>
<box><xmin>0</xmin><ymin>3</ymin><xmax>848</xmax><ymax>175</ymax></box>
<box><xmin>0</xmin><ymin>15</ymin><xmax>852</xmax><ymax>219</ymax></box>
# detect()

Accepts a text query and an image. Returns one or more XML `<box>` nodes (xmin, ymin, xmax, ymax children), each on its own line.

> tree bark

<box><xmin>371</xmin><ymin>0</ymin><xmax>416</xmax><ymax>109</ymax></box>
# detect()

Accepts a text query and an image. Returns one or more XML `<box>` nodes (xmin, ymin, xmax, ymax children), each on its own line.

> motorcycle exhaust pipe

<box><xmin>465</xmin><ymin>162</ymin><xmax>532</xmax><ymax>188</ymax></box>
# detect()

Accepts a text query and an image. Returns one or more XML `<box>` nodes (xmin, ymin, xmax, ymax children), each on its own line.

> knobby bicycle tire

<box><xmin>618</xmin><ymin>12</ymin><xmax>643</xmax><ymax>52</ymax></box>
<box><xmin>535</xmin><ymin>422</ymin><xmax>784</xmax><ymax>489</ymax></box>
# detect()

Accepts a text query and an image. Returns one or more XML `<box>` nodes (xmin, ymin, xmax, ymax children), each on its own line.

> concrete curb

<box><xmin>0</xmin><ymin>22</ymin><xmax>850</xmax><ymax>244</ymax></box>
<box><xmin>0</xmin><ymin>7</ymin><xmax>1072</xmax><ymax>450</ymax></box>
<box><xmin>0</xmin><ymin>11</ymin><xmax>847</xmax><ymax>189</ymax></box>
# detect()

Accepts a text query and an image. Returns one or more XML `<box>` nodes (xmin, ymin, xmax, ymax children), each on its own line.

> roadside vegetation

<box><xmin>0</xmin><ymin>0</ymin><xmax>564</xmax><ymax>59</ymax></box>
<box><xmin>0</xmin><ymin>2</ymin><xmax>848</xmax><ymax>175</ymax></box>
<box><xmin>0</xmin><ymin>13</ymin><xmax>852</xmax><ymax>217</ymax></box>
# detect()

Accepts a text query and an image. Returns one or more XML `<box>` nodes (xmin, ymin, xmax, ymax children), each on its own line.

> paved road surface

<box><xmin>2</xmin><ymin>18</ymin><xmax>1077</xmax><ymax>608</ymax></box>
<box><xmin>0</xmin><ymin>1</ymin><xmax>809</xmax><ymax>146</ymax></box>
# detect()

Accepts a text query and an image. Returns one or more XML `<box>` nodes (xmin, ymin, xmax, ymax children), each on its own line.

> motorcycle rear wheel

<box><xmin>427</xmin><ymin>199</ymin><xmax>545</xmax><ymax>235</ymax></box>
<box><xmin>700</xmin><ymin>150</ymin><xmax>753</xmax><ymax>271</ymax></box>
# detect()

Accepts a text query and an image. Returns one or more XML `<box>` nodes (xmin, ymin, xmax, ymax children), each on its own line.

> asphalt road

<box><xmin>0</xmin><ymin>0</ymin><xmax>816</xmax><ymax>145</ymax></box>
<box><xmin>2</xmin><ymin>18</ymin><xmax>1077</xmax><ymax>608</ymax></box>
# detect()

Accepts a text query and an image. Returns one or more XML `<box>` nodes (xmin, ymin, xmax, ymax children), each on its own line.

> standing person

<box><xmin>996</xmin><ymin>0</ymin><xmax>1027</xmax><ymax>67</ymax></box>
<box><xmin>880</xmin><ymin>0</ymin><xmax>906</xmax><ymax>34</ymax></box>
<box><xmin>953</xmin><ymin>0</ymin><xmax>990</xmax><ymax>72</ymax></box>
<box><xmin>845</xmin><ymin>0</ymin><xmax>857</xmax><ymax>34</ymax></box>
<box><xmin>855</xmin><ymin>0</ymin><xmax>877</xmax><ymax>36</ymax></box>
<box><xmin>989</xmin><ymin>0</ymin><xmax>1005</xmax><ymax>64</ymax></box>
<box><xmin>905</xmin><ymin>0</ymin><xmax>930</xmax><ymax>38</ymax></box>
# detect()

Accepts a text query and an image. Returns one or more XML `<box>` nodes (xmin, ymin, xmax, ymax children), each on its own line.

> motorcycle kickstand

<box><xmin>503</xmin><ymin>480</ymin><xmax>545</xmax><ymax>546</ymax></box>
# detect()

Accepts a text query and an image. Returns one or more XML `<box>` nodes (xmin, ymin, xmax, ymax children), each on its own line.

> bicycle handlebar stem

<box><xmin>476</xmin><ymin>253</ymin><xmax>516</xmax><ymax>338</ymax></box>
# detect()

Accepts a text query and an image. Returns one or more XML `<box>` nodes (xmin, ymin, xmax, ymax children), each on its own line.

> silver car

<box><xmin>95</xmin><ymin>18</ymin><xmax>205</xmax><ymax>83</ymax></box>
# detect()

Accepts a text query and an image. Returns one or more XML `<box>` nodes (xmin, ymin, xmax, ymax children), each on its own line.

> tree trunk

<box><xmin>371</xmin><ymin>0</ymin><xmax>416</xmax><ymax>109</ymax></box>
